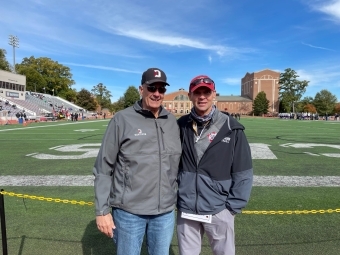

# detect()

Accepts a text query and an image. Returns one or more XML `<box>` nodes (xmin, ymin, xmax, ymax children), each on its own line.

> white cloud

<box><xmin>221</xmin><ymin>78</ymin><xmax>240</xmax><ymax>85</ymax></box>
<box><xmin>301</xmin><ymin>42</ymin><xmax>336</xmax><ymax>51</ymax></box>
<box><xmin>106</xmin><ymin>28</ymin><xmax>235</xmax><ymax>57</ymax></box>
<box><xmin>312</xmin><ymin>0</ymin><xmax>340</xmax><ymax>22</ymax></box>
<box><xmin>64</xmin><ymin>63</ymin><xmax>141</xmax><ymax>74</ymax></box>
<box><xmin>208</xmin><ymin>55</ymin><xmax>212</xmax><ymax>64</ymax></box>
<box><xmin>296</xmin><ymin>66</ymin><xmax>340</xmax><ymax>87</ymax></box>
<box><xmin>83</xmin><ymin>1</ymin><xmax>252</xmax><ymax>58</ymax></box>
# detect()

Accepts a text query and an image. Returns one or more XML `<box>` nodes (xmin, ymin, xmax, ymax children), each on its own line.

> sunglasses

<box><xmin>146</xmin><ymin>85</ymin><xmax>167</xmax><ymax>93</ymax></box>
<box><xmin>190</xmin><ymin>78</ymin><xmax>215</xmax><ymax>87</ymax></box>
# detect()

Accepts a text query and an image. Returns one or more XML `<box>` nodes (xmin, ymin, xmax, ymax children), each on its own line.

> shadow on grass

<box><xmin>81</xmin><ymin>220</ymin><xmax>177</xmax><ymax>255</ymax></box>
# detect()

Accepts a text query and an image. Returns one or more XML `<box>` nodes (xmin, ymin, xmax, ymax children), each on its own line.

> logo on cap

<box><xmin>154</xmin><ymin>70</ymin><xmax>161</xmax><ymax>78</ymax></box>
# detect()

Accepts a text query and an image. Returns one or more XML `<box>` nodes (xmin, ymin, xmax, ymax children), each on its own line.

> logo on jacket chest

<box><xmin>222</xmin><ymin>137</ymin><xmax>231</xmax><ymax>143</ymax></box>
<box><xmin>207</xmin><ymin>132</ymin><xmax>217</xmax><ymax>142</ymax></box>
<box><xmin>134</xmin><ymin>129</ymin><xmax>147</xmax><ymax>136</ymax></box>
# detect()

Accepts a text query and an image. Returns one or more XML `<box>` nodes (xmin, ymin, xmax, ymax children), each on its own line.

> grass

<box><xmin>1</xmin><ymin>117</ymin><xmax>340</xmax><ymax>254</ymax></box>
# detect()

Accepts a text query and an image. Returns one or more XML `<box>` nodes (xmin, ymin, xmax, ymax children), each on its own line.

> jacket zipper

<box><xmin>160</xmin><ymin>126</ymin><xmax>165</xmax><ymax>149</ymax></box>
<box><xmin>194</xmin><ymin>123</ymin><xmax>209</xmax><ymax>214</ymax></box>
<box><xmin>155</xmin><ymin>119</ymin><xmax>162</xmax><ymax>212</ymax></box>
<box><xmin>121</xmin><ymin>172</ymin><xmax>126</xmax><ymax>204</ymax></box>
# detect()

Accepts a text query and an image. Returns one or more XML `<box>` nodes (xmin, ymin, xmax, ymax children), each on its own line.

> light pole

<box><xmin>8</xmin><ymin>35</ymin><xmax>19</xmax><ymax>73</ymax></box>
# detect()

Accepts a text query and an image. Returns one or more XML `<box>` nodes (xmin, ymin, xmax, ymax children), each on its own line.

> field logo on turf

<box><xmin>280</xmin><ymin>143</ymin><xmax>340</xmax><ymax>158</ymax></box>
<box><xmin>26</xmin><ymin>143</ymin><xmax>278</xmax><ymax>160</ymax></box>
<box><xmin>26</xmin><ymin>143</ymin><xmax>340</xmax><ymax>160</ymax></box>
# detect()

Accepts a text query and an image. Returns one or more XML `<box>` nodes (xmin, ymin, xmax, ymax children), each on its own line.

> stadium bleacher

<box><xmin>0</xmin><ymin>92</ymin><xmax>86</xmax><ymax>123</ymax></box>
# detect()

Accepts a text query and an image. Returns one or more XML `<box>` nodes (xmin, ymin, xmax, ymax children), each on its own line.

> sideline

<box><xmin>1</xmin><ymin>175</ymin><xmax>340</xmax><ymax>187</ymax></box>
<box><xmin>0</xmin><ymin>119</ymin><xmax>108</xmax><ymax>132</ymax></box>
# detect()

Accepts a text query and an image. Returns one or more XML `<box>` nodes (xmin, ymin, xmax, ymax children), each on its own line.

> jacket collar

<box><xmin>133</xmin><ymin>99</ymin><xmax>169</xmax><ymax>118</ymax></box>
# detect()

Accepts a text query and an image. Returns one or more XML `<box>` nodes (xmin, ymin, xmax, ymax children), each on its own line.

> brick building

<box><xmin>163</xmin><ymin>69</ymin><xmax>280</xmax><ymax>115</ymax></box>
<box><xmin>241</xmin><ymin>69</ymin><xmax>280</xmax><ymax>113</ymax></box>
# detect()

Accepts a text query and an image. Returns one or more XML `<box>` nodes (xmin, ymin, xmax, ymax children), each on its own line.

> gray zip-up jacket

<box><xmin>93</xmin><ymin>100</ymin><xmax>181</xmax><ymax>216</ymax></box>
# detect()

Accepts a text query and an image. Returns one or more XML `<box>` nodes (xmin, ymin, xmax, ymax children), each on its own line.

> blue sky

<box><xmin>1</xmin><ymin>0</ymin><xmax>340</xmax><ymax>102</ymax></box>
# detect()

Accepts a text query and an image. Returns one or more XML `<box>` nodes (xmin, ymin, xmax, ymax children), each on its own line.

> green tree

<box><xmin>123</xmin><ymin>86</ymin><xmax>140</xmax><ymax>108</ymax></box>
<box><xmin>58</xmin><ymin>89</ymin><xmax>77</xmax><ymax>103</ymax></box>
<box><xmin>111</xmin><ymin>96</ymin><xmax>125</xmax><ymax>113</ymax></box>
<box><xmin>0</xmin><ymin>49</ymin><xmax>12</xmax><ymax>71</ymax></box>
<box><xmin>91</xmin><ymin>83</ymin><xmax>112</xmax><ymax>109</ymax></box>
<box><xmin>279</xmin><ymin>68</ymin><xmax>309</xmax><ymax>113</ymax></box>
<box><xmin>313</xmin><ymin>89</ymin><xmax>337</xmax><ymax>115</ymax></box>
<box><xmin>253</xmin><ymin>91</ymin><xmax>270</xmax><ymax>116</ymax></box>
<box><xmin>16</xmin><ymin>56</ymin><xmax>75</xmax><ymax>95</ymax></box>
<box><xmin>16</xmin><ymin>65</ymin><xmax>47</xmax><ymax>92</ymax></box>
<box><xmin>76</xmin><ymin>88</ymin><xmax>97</xmax><ymax>111</ymax></box>
<box><xmin>279</xmin><ymin>98</ymin><xmax>291</xmax><ymax>112</ymax></box>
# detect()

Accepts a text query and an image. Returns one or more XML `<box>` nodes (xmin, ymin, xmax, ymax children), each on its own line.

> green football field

<box><xmin>0</xmin><ymin>118</ymin><xmax>339</xmax><ymax>255</ymax></box>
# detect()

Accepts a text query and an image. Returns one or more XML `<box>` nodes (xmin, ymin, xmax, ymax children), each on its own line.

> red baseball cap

<box><xmin>189</xmin><ymin>75</ymin><xmax>215</xmax><ymax>92</ymax></box>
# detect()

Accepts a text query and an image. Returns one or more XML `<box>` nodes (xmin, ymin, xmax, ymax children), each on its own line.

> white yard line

<box><xmin>0</xmin><ymin>119</ymin><xmax>108</xmax><ymax>132</ymax></box>
<box><xmin>1</xmin><ymin>175</ymin><xmax>340</xmax><ymax>187</ymax></box>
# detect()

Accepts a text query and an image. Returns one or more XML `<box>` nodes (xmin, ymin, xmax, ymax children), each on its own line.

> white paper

<box><xmin>181</xmin><ymin>212</ymin><xmax>212</xmax><ymax>223</ymax></box>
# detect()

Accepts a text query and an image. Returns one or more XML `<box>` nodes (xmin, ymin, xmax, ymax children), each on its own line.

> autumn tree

<box><xmin>123</xmin><ymin>86</ymin><xmax>140</xmax><ymax>108</ymax></box>
<box><xmin>76</xmin><ymin>88</ymin><xmax>97</xmax><ymax>111</ymax></box>
<box><xmin>91</xmin><ymin>83</ymin><xmax>112</xmax><ymax>109</ymax></box>
<box><xmin>279</xmin><ymin>68</ymin><xmax>309</xmax><ymax>113</ymax></box>
<box><xmin>253</xmin><ymin>91</ymin><xmax>270</xmax><ymax>116</ymax></box>
<box><xmin>16</xmin><ymin>56</ymin><xmax>74</xmax><ymax>95</ymax></box>
<box><xmin>303</xmin><ymin>103</ymin><xmax>316</xmax><ymax>113</ymax></box>
<box><xmin>334</xmin><ymin>103</ymin><xmax>340</xmax><ymax>114</ymax></box>
<box><xmin>313</xmin><ymin>89</ymin><xmax>337</xmax><ymax>115</ymax></box>
<box><xmin>296</xmin><ymin>96</ymin><xmax>314</xmax><ymax>112</ymax></box>
<box><xmin>0</xmin><ymin>49</ymin><xmax>12</xmax><ymax>71</ymax></box>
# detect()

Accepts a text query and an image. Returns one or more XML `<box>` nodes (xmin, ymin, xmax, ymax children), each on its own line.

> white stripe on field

<box><xmin>0</xmin><ymin>119</ymin><xmax>108</xmax><ymax>132</ymax></box>
<box><xmin>0</xmin><ymin>175</ymin><xmax>340</xmax><ymax>187</ymax></box>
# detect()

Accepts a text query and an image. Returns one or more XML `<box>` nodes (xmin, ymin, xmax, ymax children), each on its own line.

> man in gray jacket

<box><xmin>93</xmin><ymin>68</ymin><xmax>181</xmax><ymax>255</ymax></box>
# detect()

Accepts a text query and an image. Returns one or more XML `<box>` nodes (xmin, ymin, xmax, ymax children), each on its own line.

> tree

<box><xmin>334</xmin><ymin>103</ymin><xmax>340</xmax><ymax>114</ymax></box>
<box><xmin>91</xmin><ymin>83</ymin><xmax>112</xmax><ymax>109</ymax></box>
<box><xmin>111</xmin><ymin>96</ymin><xmax>125</xmax><ymax>113</ymax></box>
<box><xmin>16</xmin><ymin>56</ymin><xmax>75</xmax><ymax>95</ymax></box>
<box><xmin>313</xmin><ymin>89</ymin><xmax>337</xmax><ymax>115</ymax></box>
<box><xmin>279</xmin><ymin>98</ymin><xmax>291</xmax><ymax>113</ymax></box>
<box><xmin>123</xmin><ymin>86</ymin><xmax>140</xmax><ymax>108</ymax></box>
<box><xmin>253</xmin><ymin>91</ymin><xmax>270</xmax><ymax>116</ymax></box>
<box><xmin>0</xmin><ymin>49</ymin><xmax>12</xmax><ymax>71</ymax></box>
<box><xmin>303</xmin><ymin>103</ymin><xmax>316</xmax><ymax>113</ymax></box>
<box><xmin>239</xmin><ymin>102</ymin><xmax>251</xmax><ymax>113</ymax></box>
<box><xmin>76</xmin><ymin>88</ymin><xmax>97</xmax><ymax>111</ymax></box>
<box><xmin>16</xmin><ymin>65</ymin><xmax>47</xmax><ymax>92</ymax></box>
<box><xmin>58</xmin><ymin>89</ymin><xmax>77</xmax><ymax>103</ymax></box>
<box><xmin>296</xmin><ymin>96</ymin><xmax>314</xmax><ymax>112</ymax></box>
<box><xmin>279</xmin><ymin>68</ymin><xmax>309</xmax><ymax>113</ymax></box>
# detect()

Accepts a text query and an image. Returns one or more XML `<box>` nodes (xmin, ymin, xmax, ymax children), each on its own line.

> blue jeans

<box><xmin>112</xmin><ymin>208</ymin><xmax>175</xmax><ymax>255</ymax></box>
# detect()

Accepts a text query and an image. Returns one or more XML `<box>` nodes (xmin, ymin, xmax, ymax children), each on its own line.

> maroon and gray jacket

<box><xmin>177</xmin><ymin>109</ymin><xmax>253</xmax><ymax>215</ymax></box>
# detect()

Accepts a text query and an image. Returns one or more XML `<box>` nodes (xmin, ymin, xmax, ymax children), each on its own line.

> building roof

<box><xmin>216</xmin><ymin>95</ymin><xmax>252</xmax><ymax>102</ymax></box>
